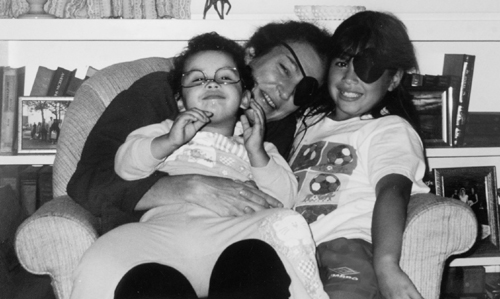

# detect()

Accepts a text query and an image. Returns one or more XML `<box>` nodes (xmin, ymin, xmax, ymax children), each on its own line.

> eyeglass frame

<box><xmin>181</xmin><ymin>67</ymin><xmax>241</xmax><ymax>88</ymax></box>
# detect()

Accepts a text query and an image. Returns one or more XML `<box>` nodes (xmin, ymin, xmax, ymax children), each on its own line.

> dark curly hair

<box><xmin>170</xmin><ymin>32</ymin><xmax>253</xmax><ymax>99</ymax></box>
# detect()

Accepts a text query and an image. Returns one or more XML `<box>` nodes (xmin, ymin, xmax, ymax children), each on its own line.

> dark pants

<box><xmin>317</xmin><ymin>238</ymin><xmax>384</xmax><ymax>299</ymax></box>
<box><xmin>114</xmin><ymin>239</ymin><xmax>291</xmax><ymax>299</ymax></box>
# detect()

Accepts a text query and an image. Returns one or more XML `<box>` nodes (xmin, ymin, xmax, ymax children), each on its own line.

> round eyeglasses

<box><xmin>181</xmin><ymin>67</ymin><xmax>241</xmax><ymax>88</ymax></box>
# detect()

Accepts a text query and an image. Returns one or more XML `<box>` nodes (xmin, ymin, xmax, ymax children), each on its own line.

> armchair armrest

<box><xmin>15</xmin><ymin>196</ymin><xmax>100</xmax><ymax>299</ymax></box>
<box><xmin>402</xmin><ymin>193</ymin><xmax>478</xmax><ymax>299</ymax></box>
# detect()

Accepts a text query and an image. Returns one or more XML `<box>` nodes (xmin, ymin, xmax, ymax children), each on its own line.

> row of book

<box><xmin>0</xmin><ymin>165</ymin><xmax>53</xmax><ymax>217</ymax></box>
<box><xmin>0</xmin><ymin>65</ymin><xmax>97</xmax><ymax>154</ymax></box>
<box><xmin>30</xmin><ymin>65</ymin><xmax>98</xmax><ymax>97</ymax></box>
<box><xmin>404</xmin><ymin>53</ymin><xmax>478</xmax><ymax>147</ymax></box>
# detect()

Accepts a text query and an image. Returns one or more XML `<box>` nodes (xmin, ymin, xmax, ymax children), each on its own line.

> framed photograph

<box><xmin>434</xmin><ymin>166</ymin><xmax>499</xmax><ymax>250</ymax></box>
<box><xmin>17</xmin><ymin>96</ymin><xmax>73</xmax><ymax>154</ymax></box>
<box><xmin>409</xmin><ymin>88</ymin><xmax>452</xmax><ymax>146</ymax></box>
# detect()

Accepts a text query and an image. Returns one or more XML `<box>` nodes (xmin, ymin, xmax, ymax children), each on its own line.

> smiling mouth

<box><xmin>340</xmin><ymin>90</ymin><xmax>362</xmax><ymax>99</ymax></box>
<box><xmin>202</xmin><ymin>95</ymin><xmax>225</xmax><ymax>100</ymax></box>
<box><xmin>259</xmin><ymin>91</ymin><xmax>277</xmax><ymax>109</ymax></box>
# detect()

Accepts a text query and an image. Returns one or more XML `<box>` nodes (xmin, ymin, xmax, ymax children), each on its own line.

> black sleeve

<box><xmin>265</xmin><ymin>113</ymin><xmax>297</xmax><ymax>159</ymax></box>
<box><xmin>67</xmin><ymin>71</ymin><xmax>179</xmax><ymax>233</ymax></box>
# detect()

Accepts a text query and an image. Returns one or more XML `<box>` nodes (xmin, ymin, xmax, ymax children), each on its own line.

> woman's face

<box><xmin>328</xmin><ymin>56</ymin><xmax>400</xmax><ymax>121</ymax></box>
<box><xmin>247</xmin><ymin>42</ymin><xmax>324</xmax><ymax>122</ymax></box>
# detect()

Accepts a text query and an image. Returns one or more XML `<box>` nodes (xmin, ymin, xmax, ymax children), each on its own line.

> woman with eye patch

<box><xmin>68</xmin><ymin>20</ymin><xmax>333</xmax><ymax>299</ymax></box>
<box><xmin>289</xmin><ymin>11</ymin><xmax>429</xmax><ymax>299</ymax></box>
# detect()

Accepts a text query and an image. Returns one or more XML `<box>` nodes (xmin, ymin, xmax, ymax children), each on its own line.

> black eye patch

<box><xmin>351</xmin><ymin>48</ymin><xmax>388</xmax><ymax>84</ymax></box>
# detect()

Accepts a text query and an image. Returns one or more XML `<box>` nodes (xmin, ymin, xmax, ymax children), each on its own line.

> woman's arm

<box><xmin>372</xmin><ymin>173</ymin><xmax>423</xmax><ymax>299</ymax></box>
<box><xmin>137</xmin><ymin>174</ymin><xmax>284</xmax><ymax>216</ymax></box>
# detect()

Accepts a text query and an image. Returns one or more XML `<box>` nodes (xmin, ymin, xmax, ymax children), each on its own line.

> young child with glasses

<box><xmin>115</xmin><ymin>31</ymin><xmax>297</xmax><ymax>207</ymax></box>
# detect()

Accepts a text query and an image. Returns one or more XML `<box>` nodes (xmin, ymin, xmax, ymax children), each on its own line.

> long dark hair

<box><xmin>307</xmin><ymin>11</ymin><xmax>422</xmax><ymax>133</ymax></box>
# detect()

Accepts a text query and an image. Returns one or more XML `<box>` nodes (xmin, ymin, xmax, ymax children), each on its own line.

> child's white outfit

<box><xmin>288</xmin><ymin>114</ymin><xmax>430</xmax><ymax>297</ymax></box>
<box><xmin>115</xmin><ymin>119</ymin><xmax>296</xmax><ymax>204</ymax></box>
<box><xmin>70</xmin><ymin>119</ymin><xmax>328</xmax><ymax>299</ymax></box>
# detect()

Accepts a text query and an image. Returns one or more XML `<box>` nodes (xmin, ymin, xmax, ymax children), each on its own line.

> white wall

<box><xmin>192</xmin><ymin>0</ymin><xmax>500</xmax><ymax>19</ymax></box>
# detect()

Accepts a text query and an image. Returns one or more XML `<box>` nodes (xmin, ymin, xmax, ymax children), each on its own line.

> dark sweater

<box><xmin>67</xmin><ymin>71</ymin><xmax>296</xmax><ymax>233</ymax></box>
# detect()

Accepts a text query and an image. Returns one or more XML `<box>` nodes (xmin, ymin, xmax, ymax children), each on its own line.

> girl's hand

<box><xmin>240</xmin><ymin>100</ymin><xmax>269</xmax><ymax>167</ymax></box>
<box><xmin>376</xmin><ymin>260</ymin><xmax>423</xmax><ymax>299</ymax></box>
<box><xmin>169</xmin><ymin>108</ymin><xmax>212</xmax><ymax>147</ymax></box>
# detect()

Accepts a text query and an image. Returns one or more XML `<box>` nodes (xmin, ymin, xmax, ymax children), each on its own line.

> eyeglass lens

<box><xmin>181</xmin><ymin>67</ymin><xmax>240</xmax><ymax>88</ymax></box>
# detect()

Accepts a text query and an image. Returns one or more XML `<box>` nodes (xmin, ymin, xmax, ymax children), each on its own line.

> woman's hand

<box><xmin>137</xmin><ymin>174</ymin><xmax>283</xmax><ymax>216</ymax></box>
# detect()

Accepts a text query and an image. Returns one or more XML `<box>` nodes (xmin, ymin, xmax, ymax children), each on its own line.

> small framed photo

<box><xmin>17</xmin><ymin>96</ymin><xmax>73</xmax><ymax>154</ymax></box>
<box><xmin>409</xmin><ymin>88</ymin><xmax>451</xmax><ymax>146</ymax></box>
<box><xmin>434</xmin><ymin>166</ymin><xmax>499</xmax><ymax>250</ymax></box>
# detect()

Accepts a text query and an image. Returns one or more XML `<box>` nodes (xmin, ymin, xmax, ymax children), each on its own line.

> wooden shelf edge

<box><xmin>0</xmin><ymin>154</ymin><xmax>55</xmax><ymax>165</ymax></box>
<box><xmin>425</xmin><ymin>147</ymin><xmax>500</xmax><ymax>158</ymax></box>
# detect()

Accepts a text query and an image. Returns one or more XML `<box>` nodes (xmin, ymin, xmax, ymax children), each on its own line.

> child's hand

<box><xmin>377</xmin><ymin>262</ymin><xmax>423</xmax><ymax>299</ymax></box>
<box><xmin>169</xmin><ymin>108</ymin><xmax>212</xmax><ymax>146</ymax></box>
<box><xmin>241</xmin><ymin>99</ymin><xmax>265</xmax><ymax>153</ymax></box>
<box><xmin>240</xmin><ymin>100</ymin><xmax>269</xmax><ymax>167</ymax></box>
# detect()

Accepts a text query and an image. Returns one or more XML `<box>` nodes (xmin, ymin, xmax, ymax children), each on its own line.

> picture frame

<box><xmin>409</xmin><ymin>87</ymin><xmax>452</xmax><ymax>147</ymax></box>
<box><xmin>17</xmin><ymin>96</ymin><xmax>73</xmax><ymax>154</ymax></box>
<box><xmin>434</xmin><ymin>166</ymin><xmax>499</xmax><ymax>251</ymax></box>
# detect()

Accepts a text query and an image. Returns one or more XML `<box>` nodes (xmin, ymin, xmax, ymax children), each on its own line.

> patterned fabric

<box><xmin>9</xmin><ymin>0</ymin><xmax>191</xmax><ymax>19</ymax></box>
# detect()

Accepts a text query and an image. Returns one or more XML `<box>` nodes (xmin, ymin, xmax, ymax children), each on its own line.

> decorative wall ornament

<box><xmin>203</xmin><ymin>0</ymin><xmax>231</xmax><ymax>19</ymax></box>
<box><xmin>6</xmin><ymin>0</ymin><xmax>191</xmax><ymax>19</ymax></box>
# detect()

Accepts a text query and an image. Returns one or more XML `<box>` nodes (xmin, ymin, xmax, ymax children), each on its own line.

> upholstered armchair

<box><xmin>15</xmin><ymin>57</ymin><xmax>478</xmax><ymax>299</ymax></box>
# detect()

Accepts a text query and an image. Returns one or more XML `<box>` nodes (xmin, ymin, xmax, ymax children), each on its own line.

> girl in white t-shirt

<box><xmin>289</xmin><ymin>10</ymin><xmax>430</xmax><ymax>299</ymax></box>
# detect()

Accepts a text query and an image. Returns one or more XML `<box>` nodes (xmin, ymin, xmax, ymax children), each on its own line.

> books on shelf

<box><xmin>46</xmin><ymin>67</ymin><xmax>76</xmax><ymax>97</ymax></box>
<box><xmin>30</xmin><ymin>66</ymin><xmax>55</xmax><ymax>96</ymax></box>
<box><xmin>442</xmin><ymin>54</ymin><xmax>476</xmax><ymax>147</ymax></box>
<box><xmin>463</xmin><ymin>112</ymin><xmax>500</xmax><ymax>147</ymax></box>
<box><xmin>30</xmin><ymin>65</ymin><xmax>97</xmax><ymax>97</ymax></box>
<box><xmin>0</xmin><ymin>66</ymin><xmax>25</xmax><ymax>154</ymax></box>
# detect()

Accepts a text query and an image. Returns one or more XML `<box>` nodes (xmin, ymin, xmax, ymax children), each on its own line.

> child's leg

<box><xmin>115</xmin><ymin>263</ymin><xmax>198</xmax><ymax>299</ymax></box>
<box><xmin>259</xmin><ymin>210</ymin><xmax>328</xmax><ymax>299</ymax></box>
<box><xmin>208</xmin><ymin>239</ymin><xmax>291</xmax><ymax>299</ymax></box>
<box><xmin>317</xmin><ymin>238</ymin><xmax>383</xmax><ymax>299</ymax></box>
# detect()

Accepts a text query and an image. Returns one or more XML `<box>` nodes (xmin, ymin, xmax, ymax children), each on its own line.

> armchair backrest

<box><xmin>53</xmin><ymin>57</ymin><xmax>174</xmax><ymax>197</ymax></box>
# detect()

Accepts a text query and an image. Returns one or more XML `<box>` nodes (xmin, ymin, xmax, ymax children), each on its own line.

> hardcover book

<box><xmin>37</xmin><ymin>165</ymin><xmax>53</xmax><ymax>209</ymax></box>
<box><xmin>30</xmin><ymin>66</ymin><xmax>55</xmax><ymax>96</ymax></box>
<box><xmin>64</xmin><ymin>76</ymin><xmax>84</xmax><ymax>96</ymax></box>
<box><xmin>442</xmin><ymin>54</ymin><xmax>476</xmax><ymax>147</ymax></box>
<box><xmin>18</xmin><ymin>165</ymin><xmax>40</xmax><ymax>215</ymax></box>
<box><xmin>463</xmin><ymin>112</ymin><xmax>500</xmax><ymax>147</ymax></box>
<box><xmin>47</xmin><ymin>67</ymin><xmax>76</xmax><ymax>97</ymax></box>
<box><xmin>0</xmin><ymin>66</ymin><xmax>25</xmax><ymax>154</ymax></box>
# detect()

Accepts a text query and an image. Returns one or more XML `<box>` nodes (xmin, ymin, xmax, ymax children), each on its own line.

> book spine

<box><xmin>0</xmin><ymin>68</ymin><xmax>22</xmax><ymax>154</ymax></box>
<box><xmin>30</xmin><ymin>66</ymin><xmax>55</xmax><ymax>96</ymax></box>
<box><xmin>442</xmin><ymin>54</ymin><xmax>475</xmax><ymax>147</ymax></box>
<box><xmin>455</xmin><ymin>55</ymin><xmax>475</xmax><ymax>146</ymax></box>
<box><xmin>47</xmin><ymin>67</ymin><xmax>73</xmax><ymax>97</ymax></box>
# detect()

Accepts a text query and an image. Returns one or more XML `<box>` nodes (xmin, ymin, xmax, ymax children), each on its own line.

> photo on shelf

<box><xmin>409</xmin><ymin>88</ymin><xmax>452</xmax><ymax>147</ymax></box>
<box><xmin>17</xmin><ymin>96</ymin><xmax>73</xmax><ymax>154</ymax></box>
<box><xmin>434</xmin><ymin>166</ymin><xmax>499</xmax><ymax>251</ymax></box>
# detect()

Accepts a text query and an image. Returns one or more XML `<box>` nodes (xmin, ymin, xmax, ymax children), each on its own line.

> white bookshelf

<box><xmin>0</xmin><ymin>154</ymin><xmax>54</xmax><ymax>165</ymax></box>
<box><xmin>1</xmin><ymin>14</ymin><xmax>500</xmax><ymax>270</ymax></box>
